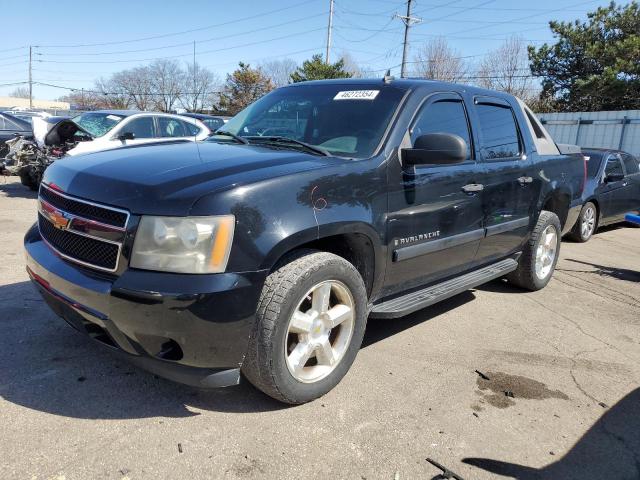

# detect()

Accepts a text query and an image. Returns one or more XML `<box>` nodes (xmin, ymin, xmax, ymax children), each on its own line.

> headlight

<box><xmin>130</xmin><ymin>215</ymin><xmax>235</xmax><ymax>274</ymax></box>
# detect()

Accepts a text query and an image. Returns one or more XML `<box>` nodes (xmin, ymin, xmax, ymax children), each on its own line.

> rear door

<box><xmin>472</xmin><ymin>97</ymin><xmax>536</xmax><ymax>263</ymax></box>
<box><xmin>600</xmin><ymin>153</ymin><xmax>629</xmax><ymax>221</ymax></box>
<box><xmin>384</xmin><ymin>92</ymin><xmax>484</xmax><ymax>296</ymax></box>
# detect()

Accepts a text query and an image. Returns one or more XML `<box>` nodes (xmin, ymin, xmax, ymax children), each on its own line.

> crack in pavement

<box><xmin>555</xmin><ymin>269</ymin><xmax>640</xmax><ymax>308</ymax></box>
<box><xmin>525</xmin><ymin>295</ymin><xmax>635</xmax><ymax>364</ymax></box>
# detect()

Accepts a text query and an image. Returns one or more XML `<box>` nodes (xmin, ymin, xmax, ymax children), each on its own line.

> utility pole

<box><xmin>193</xmin><ymin>40</ymin><xmax>196</xmax><ymax>111</ymax></box>
<box><xmin>28</xmin><ymin>46</ymin><xmax>33</xmax><ymax>108</ymax></box>
<box><xmin>325</xmin><ymin>0</ymin><xmax>334</xmax><ymax>64</ymax></box>
<box><xmin>396</xmin><ymin>0</ymin><xmax>422</xmax><ymax>78</ymax></box>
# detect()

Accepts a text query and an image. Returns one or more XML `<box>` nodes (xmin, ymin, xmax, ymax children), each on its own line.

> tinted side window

<box><xmin>124</xmin><ymin>117</ymin><xmax>154</xmax><ymax>139</ymax></box>
<box><xmin>183</xmin><ymin>121</ymin><xmax>200</xmax><ymax>136</ymax></box>
<box><xmin>158</xmin><ymin>118</ymin><xmax>187</xmax><ymax>137</ymax></box>
<box><xmin>204</xmin><ymin>118</ymin><xmax>224</xmax><ymax>130</ymax></box>
<box><xmin>605</xmin><ymin>155</ymin><xmax>624</xmax><ymax>176</ymax></box>
<box><xmin>476</xmin><ymin>104</ymin><xmax>521</xmax><ymax>160</ymax></box>
<box><xmin>411</xmin><ymin>100</ymin><xmax>472</xmax><ymax>159</ymax></box>
<box><xmin>622</xmin><ymin>154</ymin><xmax>639</xmax><ymax>174</ymax></box>
<box><xmin>0</xmin><ymin>115</ymin><xmax>20</xmax><ymax>130</ymax></box>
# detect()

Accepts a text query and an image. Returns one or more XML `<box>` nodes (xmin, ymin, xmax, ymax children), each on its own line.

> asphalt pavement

<box><xmin>1</xmin><ymin>176</ymin><xmax>639</xmax><ymax>480</ymax></box>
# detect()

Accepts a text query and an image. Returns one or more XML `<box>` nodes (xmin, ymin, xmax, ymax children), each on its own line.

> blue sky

<box><xmin>0</xmin><ymin>0</ymin><xmax>624</xmax><ymax>100</ymax></box>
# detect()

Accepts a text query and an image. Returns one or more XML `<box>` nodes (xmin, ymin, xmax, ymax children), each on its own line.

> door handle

<box><xmin>517</xmin><ymin>176</ymin><xmax>533</xmax><ymax>185</ymax></box>
<box><xmin>462</xmin><ymin>183</ymin><xmax>484</xmax><ymax>194</ymax></box>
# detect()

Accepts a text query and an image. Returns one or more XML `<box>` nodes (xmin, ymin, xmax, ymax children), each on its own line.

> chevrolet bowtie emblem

<box><xmin>50</xmin><ymin>210</ymin><xmax>70</xmax><ymax>230</ymax></box>
<box><xmin>40</xmin><ymin>200</ymin><xmax>71</xmax><ymax>230</ymax></box>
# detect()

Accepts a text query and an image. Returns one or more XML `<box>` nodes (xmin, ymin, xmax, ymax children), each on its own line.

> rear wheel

<box><xmin>242</xmin><ymin>251</ymin><xmax>367</xmax><ymax>404</ymax></box>
<box><xmin>507</xmin><ymin>210</ymin><xmax>561</xmax><ymax>291</ymax></box>
<box><xmin>568</xmin><ymin>201</ymin><xmax>597</xmax><ymax>242</ymax></box>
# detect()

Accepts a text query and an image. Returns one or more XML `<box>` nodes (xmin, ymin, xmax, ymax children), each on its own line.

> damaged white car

<box><xmin>2</xmin><ymin>111</ymin><xmax>209</xmax><ymax>190</ymax></box>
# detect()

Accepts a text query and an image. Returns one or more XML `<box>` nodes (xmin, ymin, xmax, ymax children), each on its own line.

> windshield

<box><xmin>72</xmin><ymin>112</ymin><xmax>125</xmax><ymax>137</ymax></box>
<box><xmin>215</xmin><ymin>84</ymin><xmax>406</xmax><ymax>158</ymax></box>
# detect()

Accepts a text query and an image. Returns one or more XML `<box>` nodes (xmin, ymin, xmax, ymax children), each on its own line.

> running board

<box><xmin>370</xmin><ymin>258</ymin><xmax>518</xmax><ymax>319</ymax></box>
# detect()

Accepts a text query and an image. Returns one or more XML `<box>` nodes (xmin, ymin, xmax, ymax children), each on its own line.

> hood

<box><xmin>32</xmin><ymin>116</ymin><xmax>93</xmax><ymax>148</ymax></box>
<box><xmin>42</xmin><ymin>141</ymin><xmax>342</xmax><ymax>216</ymax></box>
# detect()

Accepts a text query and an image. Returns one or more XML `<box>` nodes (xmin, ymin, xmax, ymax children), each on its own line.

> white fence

<box><xmin>537</xmin><ymin>110</ymin><xmax>640</xmax><ymax>156</ymax></box>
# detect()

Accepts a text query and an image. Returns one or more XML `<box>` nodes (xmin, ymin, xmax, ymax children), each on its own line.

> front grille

<box><xmin>40</xmin><ymin>185</ymin><xmax>127</xmax><ymax>228</ymax></box>
<box><xmin>39</xmin><ymin>213</ymin><xmax>119</xmax><ymax>270</ymax></box>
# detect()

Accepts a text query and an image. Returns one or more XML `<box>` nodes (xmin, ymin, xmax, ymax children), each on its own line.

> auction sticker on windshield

<box><xmin>333</xmin><ymin>90</ymin><xmax>380</xmax><ymax>100</ymax></box>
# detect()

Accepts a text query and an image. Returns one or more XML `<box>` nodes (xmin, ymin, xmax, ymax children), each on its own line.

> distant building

<box><xmin>0</xmin><ymin>96</ymin><xmax>70</xmax><ymax>111</ymax></box>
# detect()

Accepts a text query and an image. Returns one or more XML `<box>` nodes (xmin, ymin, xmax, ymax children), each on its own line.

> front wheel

<box><xmin>506</xmin><ymin>210</ymin><xmax>561</xmax><ymax>291</ymax></box>
<box><xmin>19</xmin><ymin>169</ymin><xmax>38</xmax><ymax>191</ymax></box>
<box><xmin>242</xmin><ymin>251</ymin><xmax>367</xmax><ymax>404</ymax></box>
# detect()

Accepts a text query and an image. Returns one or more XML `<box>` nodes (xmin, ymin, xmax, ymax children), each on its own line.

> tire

<box><xmin>19</xmin><ymin>169</ymin><xmax>38</xmax><ymax>191</ymax></box>
<box><xmin>242</xmin><ymin>250</ymin><xmax>367</xmax><ymax>404</ymax></box>
<box><xmin>506</xmin><ymin>210</ymin><xmax>561</xmax><ymax>291</ymax></box>
<box><xmin>568</xmin><ymin>201</ymin><xmax>597</xmax><ymax>242</ymax></box>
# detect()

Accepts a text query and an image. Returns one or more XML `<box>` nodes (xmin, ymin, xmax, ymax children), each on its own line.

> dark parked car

<box><xmin>567</xmin><ymin>147</ymin><xmax>640</xmax><ymax>242</ymax></box>
<box><xmin>0</xmin><ymin>112</ymin><xmax>32</xmax><ymax>158</ymax></box>
<box><xmin>179</xmin><ymin>113</ymin><xmax>226</xmax><ymax>132</ymax></box>
<box><xmin>25</xmin><ymin>78</ymin><xmax>586</xmax><ymax>404</ymax></box>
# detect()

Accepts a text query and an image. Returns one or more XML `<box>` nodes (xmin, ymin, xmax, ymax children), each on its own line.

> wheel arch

<box><xmin>541</xmin><ymin>189</ymin><xmax>572</xmax><ymax>228</ymax></box>
<box><xmin>261</xmin><ymin>222</ymin><xmax>384</xmax><ymax>300</ymax></box>
<box><xmin>584</xmin><ymin>197</ymin><xmax>601</xmax><ymax>227</ymax></box>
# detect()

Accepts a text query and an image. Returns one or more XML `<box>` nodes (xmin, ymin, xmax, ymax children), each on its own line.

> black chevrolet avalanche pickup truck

<box><xmin>24</xmin><ymin>79</ymin><xmax>586</xmax><ymax>404</ymax></box>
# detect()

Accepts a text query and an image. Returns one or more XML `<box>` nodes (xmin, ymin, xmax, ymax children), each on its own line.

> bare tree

<box><xmin>258</xmin><ymin>58</ymin><xmax>298</xmax><ymax>88</ymax></box>
<box><xmin>339</xmin><ymin>51</ymin><xmax>364</xmax><ymax>78</ymax></box>
<box><xmin>57</xmin><ymin>89</ymin><xmax>103</xmax><ymax>110</ymax></box>
<box><xmin>110</xmin><ymin>66</ymin><xmax>154</xmax><ymax>110</ymax></box>
<box><xmin>179</xmin><ymin>62</ymin><xmax>219</xmax><ymax>111</ymax></box>
<box><xmin>476</xmin><ymin>36</ymin><xmax>536</xmax><ymax>101</ymax></box>
<box><xmin>10</xmin><ymin>86</ymin><xmax>30</xmax><ymax>98</ymax></box>
<box><xmin>94</xmin><ymin>77</ymin><xmax>132</xmax><ymax>109</ymax></box>
<box><xmin>413</xmin><ymin>37</ymin><xmax>467</xmax><ymax>82</ymax></box>
<box><xmin>148</xmin><ymin>59</ymin><xmax>185</xmax><ymax>112</ymax></box>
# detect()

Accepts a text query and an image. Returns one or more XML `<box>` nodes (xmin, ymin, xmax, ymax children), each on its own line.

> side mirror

<box><xmin>605</xmin><ymin>172</ymin><xmax>624</xmax><ymax>183</ymax></box>
<box><xmin>402</xmin><ymin>133</ymin><xmax>467</xmax><ymax>166</ymax></box>
<box><xmin>117</xmin><ymin>131</ymin><xmax>135</xmax><ymax>142</ymax></box>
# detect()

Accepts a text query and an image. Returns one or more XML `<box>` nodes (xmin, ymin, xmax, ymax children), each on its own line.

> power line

<box><xmin>38</xmin><ymin>12</ymin><xmax>328</xmax><ymax>57</ymax></box>
<box><xmin>31</xmin><ymin>0</ymin><xmax>320</xmax><ymax>49</ymax></box>
<box><xmin>37</xmin><ymin>28</ymin><xmax>326</xmax><ymax>64</ymax></box>
<box><xmin>446</xmin><ymin>0</ymin><xmax>602</xmax><ymax>36</ymax></box>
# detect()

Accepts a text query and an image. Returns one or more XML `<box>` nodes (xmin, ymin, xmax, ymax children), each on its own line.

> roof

<box><xmin>285</xmin><ymin>77</ymin><xmax>516</xmax><ymax>100</ymax></box>
<box><xmin>89</xmin><ymin>109</ymin><xmax>142</xmax><ymax>116</ymax></box>
<box><xmin>180</xmin><ymin>112</ymin><xmax>225</xmax><ymax>120</ymax></box>
<box><xmin>581</xmin><ymin>147</ymin><xmax>628</xmax><ymax>155</ymax></box>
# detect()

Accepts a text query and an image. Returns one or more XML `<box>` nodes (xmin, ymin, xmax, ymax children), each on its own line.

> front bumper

<box><xmin>24</xmin><ymin>223</ymin><xmax>267</xmax><ymax>388</ymax></box>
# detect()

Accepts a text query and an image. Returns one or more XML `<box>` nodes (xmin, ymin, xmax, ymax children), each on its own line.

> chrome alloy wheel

<box><xmin>535</xmin><ymin>225</ymin><xmax>558</xmax><ymax>280</ymax></box>
<box><xmin>581</xmin><ymin>205</ymin><xmax>596</xmax><ymax>239</ymax></box>
<box><xmin>284</xmin><ymin>280</ymin><xmax>355</xmax><ymax>383</ymax></box>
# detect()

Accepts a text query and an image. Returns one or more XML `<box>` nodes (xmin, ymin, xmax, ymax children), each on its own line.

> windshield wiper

<box><xmin>211</xmin><ymin>130</ymin><xmax>249</xmax><ymax>145</ymax></box>
<box><xmin>247</xmin><ymin>136</ymin><xmax>330</xmax><ymax>156</ymax></box>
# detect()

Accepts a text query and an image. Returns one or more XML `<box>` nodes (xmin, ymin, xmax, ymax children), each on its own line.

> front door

<box><xmin>111</xmin><ymin>116</ymin><xmax>158</xmax><ymax>149</ymax></box>
<box><xmin>471</xmin><ymin>97</ymin><xmax>537</xmax><ymax>263</ymax></box>
<box><xmin>384</xmin><ymin>93</ymin><xmax>484</xmax><ymax>297</ymax></box>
